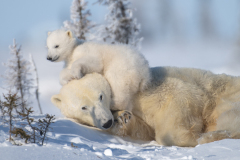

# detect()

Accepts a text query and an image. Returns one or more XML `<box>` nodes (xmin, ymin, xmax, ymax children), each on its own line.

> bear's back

<box><xmin>149</xmin><ymin>66</ymin><xmax>234</xmax><ymax>96</ymax></box>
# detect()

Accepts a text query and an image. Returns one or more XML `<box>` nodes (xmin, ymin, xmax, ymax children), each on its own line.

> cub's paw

<box><xmin>60</xmin><ymin>69</ymin><xmax>75</xmax><ymax>85</ymax></box>
<box><xmin>113</xmin><ymin>111</ymin><xmax>132</xmax><ymax>127</ymax></box>
<box><xmin>71</xmin><ymin>67</ymin><xmax>83</xmax><ymax>80</ymax></box>
<box><xmin>60</xmin><ymin>77</ymin><xmax>74</xmax><ymax>86</ymax></box>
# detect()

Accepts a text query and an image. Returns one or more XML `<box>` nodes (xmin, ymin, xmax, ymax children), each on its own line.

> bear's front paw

<box><xmin>60</xmin><ymin>69</ymin><xmax>75</xmax><ymax>86</ymax></box>
<box><xmin>108</xmin><ymin>111</ymin><xmax>133</xmax><ymax>136</ymax></box>
<box><xmin>60</xmin><ymin>77</ymin><xmax>74</xmax><ymax>86</ymax></box>
<box><xmin>113</xmin><ymin>111</ymin><xmax>132</xmax><ymax>127</ymax></box>
<box><xmin>71</xmin><ymin>67</ymin><xmax>83</xmax><ymax>80</ymax></box>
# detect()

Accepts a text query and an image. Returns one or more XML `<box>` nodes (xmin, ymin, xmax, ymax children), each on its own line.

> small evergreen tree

<box><xmin>38</xmin><ymin>114</ymin><xmax>55</xmax><ymax>145</ymax></box>
<box><xmin>64</xmin><ymin>0</ymin><xmax>95</xmax><ymax>41</ymax></box>
<box><xmin>19</xmin><ymin>107</ymin><xmax>39</xmax><ymax>143</ymax></box>
<box><xmin>9</xmin><ymin>107</ymin><xmax>55</xmax><ymax>145</ymax></box>
<box><xmin>0</xmin><ymin>92</ymin><xmax>21</xmax><ymax>142</ymax></box>
<box><xmin>2</xmin><ymin>39</ymin><xmax>33</xmax><ymax>113</ymax></box>
<box><xmin>11</xmin><ymin>127</ymin><xmax>30</xmax><ymax>144</ymax></box>
<box><xmin>18</xmin><ymin>107</ymin><xmax>55</xmax><ymax>145</ymax></box>
<box><xmin>97</xmin><ymin>0</ymin><xmax>142</xmax><ymax>49</ymax></box>
<box><xmin>1</xmin><ymin>40</ymin><xmax>54</xmax><ymax>145</ymax></box>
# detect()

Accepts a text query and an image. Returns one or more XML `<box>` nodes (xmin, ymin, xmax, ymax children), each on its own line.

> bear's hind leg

<box><xmin>198</xmin><ymin>130</ymin><xmax>231</xmax><ymax>144</ymax></box>
<box><xmin>199</xmin><ymin>105</ymin><xmax>240</xmax><ymax>144</ymax></box>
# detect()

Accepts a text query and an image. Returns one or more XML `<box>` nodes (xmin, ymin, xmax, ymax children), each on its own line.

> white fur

<box><xmin>51</xmin><ymin>73</ymin><xmax>113</xmax><ymax>130</ymax></box>
<box><xmin>47</xmin><ymin>29</ymin><xmax>151</xmax><ymax>111</ymax></box>
<box><xmin>52</xmin><ymin>67</ymin><xmax>240</xmax><ymax>147</ymax></box>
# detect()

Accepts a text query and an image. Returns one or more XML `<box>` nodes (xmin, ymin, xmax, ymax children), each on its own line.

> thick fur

<box><xmin>51</xmin><ymin>67</ymin><xmax>240</xmax><ymax>147</ymax></box>
<box><xmin>47</xmin><ymin>30</ymin><xmax>151</xmax><ymax>111</ymax></box>
<box><xmin>51</xmin><ymin>73</ymin><xmax>114</xmax><ymax>130</ymax></box>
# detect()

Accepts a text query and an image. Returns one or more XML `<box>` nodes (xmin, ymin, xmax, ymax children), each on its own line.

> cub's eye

<box><xmin>82</xmin><ymin>106</ymin><xmax>87</xmax><ymax>110</ymax></box>
<box><xmin>99</xmin><ymin>94</ymin><xmax>103</xmax><ymax>101</ymax></box>
<box><xmin>55</xmin><ymin>45</ymin><xmax>59</xmax><ymax>48</ymax></box>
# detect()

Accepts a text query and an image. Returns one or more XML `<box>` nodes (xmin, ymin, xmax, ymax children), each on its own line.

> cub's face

<box><xmin>46</xmin><ymin>30</ymin><xmax>75</xmax><ymax>62</ymax></box>
<box><xmin>51</xmin><ymin>75</ymin><xmax>113</xmax><ymax>130</ymax></box>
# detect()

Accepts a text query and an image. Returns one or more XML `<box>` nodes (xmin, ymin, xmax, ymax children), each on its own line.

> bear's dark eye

<box><xmin>82</xmin><ymin>106</ymin><xmax>87</xmax><ymax>110</ymax></box>
<box><xmin>99</xmin><ymin>95</ymin><xmax>103</xmax><ymax>101</ymax></box>
<box><xmin>55</xmin><ymin>45</ymin><xmax>59</xmax><ymax>48</ymax></box>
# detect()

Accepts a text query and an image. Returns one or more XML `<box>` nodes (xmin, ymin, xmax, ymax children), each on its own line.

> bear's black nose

<box><xmin>102</xmin><ymin>119</ymin><xmax>113</xmax><ymax>129</ymax></box>
<box><xmin>47</xmin><ymin>57</ymin><xmax>52</xmax><ymax>61</ymax></box>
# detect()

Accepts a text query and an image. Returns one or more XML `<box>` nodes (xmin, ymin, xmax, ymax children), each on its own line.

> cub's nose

<box><xmin>47</xmin><ymin>57</ymin><xmax>52</xmax><ymax>61</ymax></box>
<box><xmin>102</xmin><ymin>119</ymin><xmax>113</xmax><ymax>129</ymax></box>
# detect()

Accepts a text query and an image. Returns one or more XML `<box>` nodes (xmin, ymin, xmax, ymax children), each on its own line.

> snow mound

<box><xmin>0</xmin><ymin>116</ymin><xmax>240</xmax><ymax>159</ymax></box>
<box><xmin>104</xmin><ymin>149</ymin><xmax>113</xmax><ymax>156</ymax></box>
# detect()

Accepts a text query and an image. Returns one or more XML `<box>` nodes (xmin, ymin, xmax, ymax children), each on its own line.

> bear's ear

<box><xmin>51</xmin><ymin>94</ymin><xmax>62</xmax><ymax>109</ymax></box>
<box><xmin>48</xmin><ymin>32</ymin><xmax>51</xmax><ymax>36</ymax></box>
<box><xmin>66</xmin><ymin>30</ymin><xmax>73</xmax><ymax>38</ymax></box>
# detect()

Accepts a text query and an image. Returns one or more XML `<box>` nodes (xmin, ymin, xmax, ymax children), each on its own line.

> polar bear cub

<box><xmin>46</xmin><ymin>29</ymin><xmax>151</xmax><ymax>111</ymax></box>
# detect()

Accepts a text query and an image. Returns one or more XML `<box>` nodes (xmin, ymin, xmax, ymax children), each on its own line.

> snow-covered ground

<box><xmin>0</xmin><ymin>116</ymin><xmax>240</xmax><ymax>160</ymax></box>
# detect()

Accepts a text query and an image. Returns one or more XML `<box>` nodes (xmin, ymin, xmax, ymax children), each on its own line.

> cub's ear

<box><xmin>48</xmin><ymin>32</ymin><xmax>51</xmax><ymax>36</ymax></box>
<box><xmin>51</xmin><ymin>94</ymin><xmax>62</xmax><ymax>109</ymax></box>
<box><xmin>66</xmin><ymin>30</ymin><xmax>73</xmax><ymax>38</ymax></box>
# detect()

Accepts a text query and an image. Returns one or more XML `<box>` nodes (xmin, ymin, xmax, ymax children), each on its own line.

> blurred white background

<box><xmin>0</xmin><ymin>0</ymin><xmax>240</xmax><ymax>116</ymax></box>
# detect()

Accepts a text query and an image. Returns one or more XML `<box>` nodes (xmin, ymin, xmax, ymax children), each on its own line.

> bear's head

<box><xmin>46</xmin><ymin>30</ymin><xmax>76</xmax><ymax>62</ymax></box>
<box><xmin>51</xmin><ymin>73</ymin><xmax>114</xmax><ymax>130</ymax></box>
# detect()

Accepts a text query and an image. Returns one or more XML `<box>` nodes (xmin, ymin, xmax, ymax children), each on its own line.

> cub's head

<box><xmin>51</xmin><ymin>73</ymin><xmax>113</xmax><ymax>130</ymax></box>
<box><xmin>46</xmin><ymin>30</ymin><xmax>76</xmax><ymax>62</ymax></box>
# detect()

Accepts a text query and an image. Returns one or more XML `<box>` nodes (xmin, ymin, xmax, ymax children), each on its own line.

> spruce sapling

<box><xmin>19</xmin><ymin>107</ymin><xmax>39</xmax><ymax>143</ymax></box>
<box><xmin>38</xmin><ymin>114</ymin><xmax>55</xmax><ymax>145</ymax></box>
<box><xmin>11</xmin><ymin>127</ymin><xmax>30</xmax><ymax>144</ymax></box>
<box><xmin>2</xmin><ymin>39</ymin><xmax>33</xmax><ymax>113</ymax></box>
<box><xmin>64</xmin><ymin>0</ymin><xmax>95</xmax><ymax>40</ymax></box>
<box><xmin>0</xmin><ymin>92</ymin><xmax>21</xmax><ymax>142</ymax></box>
<box><xmin>97</xmin><ymin>0</ymin><xmax>143</xmax><ymax>49</ymax></box>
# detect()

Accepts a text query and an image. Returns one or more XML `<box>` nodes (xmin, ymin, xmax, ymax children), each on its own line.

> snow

<box><xmin>0</xmin><ymin>116</ymin><xmax>240</xmax><ymax>159</ymax></box>
<box><xmin>104</xmin><ymin>149</ymin><xmax>113</xmax><ymax>156</ymax></box>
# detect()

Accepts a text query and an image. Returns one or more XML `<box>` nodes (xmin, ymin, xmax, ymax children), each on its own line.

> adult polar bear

<box><xmin>51</xmin><ymin>67</ymin><xmax>240</xmax><ymax>147</ymax></box>
<box><xmin>46</xmin><ymin>30</ymin><xmax>150</xmax><ymax>112</ymax></box>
